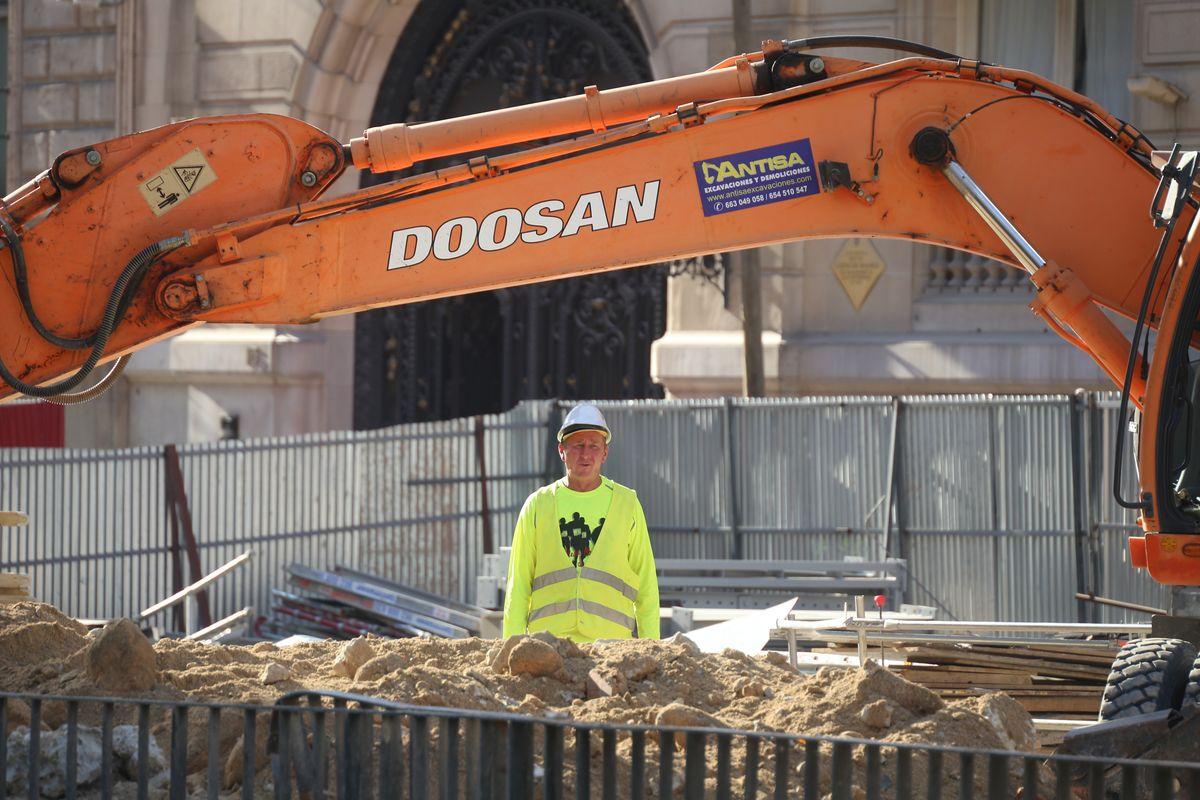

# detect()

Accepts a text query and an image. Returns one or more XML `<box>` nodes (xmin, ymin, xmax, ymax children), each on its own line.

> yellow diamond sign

<box><xmin>831</xmin><ymin>239</ymin><xmax>885</xmax><ymax>311</ymax></box>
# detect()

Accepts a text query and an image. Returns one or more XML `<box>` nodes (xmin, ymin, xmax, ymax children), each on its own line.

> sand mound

<box><xmin>1</xmin><ymin>604</ymin><xmax>1044</xmax><ymax>796</ymax></box>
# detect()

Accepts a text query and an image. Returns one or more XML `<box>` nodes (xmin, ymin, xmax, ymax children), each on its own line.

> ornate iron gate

<box><xmin>354</xmin><ymin>0</ymin><xmax>666</xmax><ymax>427</ymax></box>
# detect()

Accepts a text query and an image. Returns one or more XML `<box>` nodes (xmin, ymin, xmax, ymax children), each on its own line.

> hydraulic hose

<box><xmin>783</xmin><ymin>35</ymin><xmax>962</xmax><ymax>61</ymax></box>
<box><xmin>0</xmin><ymin>214</ymin><xmax>91</xmax><ymax>350</ymax></box>
<box><xmin>0</xmin><ymin>234</ymin><xmax>190</xmax><ymax>398</ymax></box>
<box><xmin>42</xmin><ymin>355</ymin><xmax>130</xmax><ymax>405</ymax></box>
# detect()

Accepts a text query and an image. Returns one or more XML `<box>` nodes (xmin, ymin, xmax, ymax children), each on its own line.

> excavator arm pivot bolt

<box><xmin>910</xmin><ymin>127</ymin><xmax>953</xmax><ymax>166</ymax></box>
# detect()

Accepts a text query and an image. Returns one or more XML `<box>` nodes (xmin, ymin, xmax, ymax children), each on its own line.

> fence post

<box><xmin>1087</xmin><ymin>392</ymin><xmax>1106</xmax><ymax>619</ymax></box>
<box><xmin>892</xmin><ymin>398</ymin><xmax>910</xmax><ymax>601</ymax></box>
<box><xmin>473</xmin><ymin>416</ymin><xmax>494</xmax><ymax>555</ymax></box>
<box><xmin>722</xmin><ymin>398</ymin><xmax>742</xmax><ymax>560</ymax></box>
<box><xmin>1070</xmin><ymin>391</ymin><xmax>1093</xmax><ymax>623</ymax></box>
<box><xmin>163</xmin><ymin>444</ymin><xmax>212</xmax><ymax>632</ymax></box>
<box><xmin>988</xmin><ymin>402</ymin><xmax>1004</xmax><ymax>620</ymax></box>
<box><xmin>881</xmin><ymin>397</ymin><xmax>900</xmax><ymax>558</ymax></box>
<box><xmin>543</xmin><ymin>401</ymin><xmax>563</xmax><ymax>485</ymax></box>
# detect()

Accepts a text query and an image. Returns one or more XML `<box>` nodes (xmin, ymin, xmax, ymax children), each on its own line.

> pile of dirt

<box><xmin>0</xmin><ymin>603</ymin><xmax>1046</xmax><ymax>797</ymax></box>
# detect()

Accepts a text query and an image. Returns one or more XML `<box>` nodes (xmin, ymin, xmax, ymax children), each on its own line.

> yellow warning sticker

<box><xmin>138</xmin><ymin>148</ymin><xmax>217</xmax><ymax>217</ymax></box>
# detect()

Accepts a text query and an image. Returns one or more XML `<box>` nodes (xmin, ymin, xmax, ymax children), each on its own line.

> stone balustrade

<box><xmin>924</xmin><ymin>248</ymin><xmax>1034</xmax><ymax>296</ymax></box>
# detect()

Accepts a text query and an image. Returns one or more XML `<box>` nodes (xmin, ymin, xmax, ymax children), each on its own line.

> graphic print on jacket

<box><xmin>560</xmin><ymin>512</ymin><xmax>605</xmax><ymax>567</ymax></box>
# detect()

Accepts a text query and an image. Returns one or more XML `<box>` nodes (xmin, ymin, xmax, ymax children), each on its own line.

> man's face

<box><xmin>558</xmin><ymin>430</ymin><xmax>608</xmax><ymax>483</ymax></box>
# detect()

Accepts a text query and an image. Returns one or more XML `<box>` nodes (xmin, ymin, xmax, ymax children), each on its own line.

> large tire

<box><xmin>1183</xmin><ymin>654</ymin><xmax>1200</xmax><ymax>708</ymax></box>
<box><xmin>1099</xmin><ymin>638</ymin><xmax>1196</xmax><ymax>721</ymax></box>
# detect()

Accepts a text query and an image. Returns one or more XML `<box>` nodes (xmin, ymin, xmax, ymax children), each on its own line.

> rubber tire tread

<box><xmin>1183</xmin><ymin>652</ymin><xmax>1200</xmax><ymax>708</ymax></box>
<box><xmin>1099</xmin><ymin>637</ymin><xmax>1196</xmax><ymax>721</ymax></box>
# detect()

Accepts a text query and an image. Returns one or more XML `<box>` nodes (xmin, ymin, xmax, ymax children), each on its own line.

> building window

<box><xmin>979</xmin><ymin>0</ymin><xmax>1133</xmax><ymax>119</ymax></box>
<box><xmin>979</xmin><ymin>0</ymin><xmax>1058</xmax><ymax>79</ymax></box>
<box><xmin>1077</xmin><ymin>0</ymin><xmax>1134</xmax><ymax>120</ymax></box>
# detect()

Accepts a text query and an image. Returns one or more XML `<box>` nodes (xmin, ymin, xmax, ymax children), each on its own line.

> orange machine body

<box><xmin>2</xmin><ymin>44</ymin><xmax>1197</xmax><ymax>585</ymax></box>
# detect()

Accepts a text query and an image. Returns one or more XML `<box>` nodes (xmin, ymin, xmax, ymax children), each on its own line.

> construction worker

<box><xmin>502</xmin><ymin>403</ymin><xmax>660</xmax><ymax>642</ymax></box>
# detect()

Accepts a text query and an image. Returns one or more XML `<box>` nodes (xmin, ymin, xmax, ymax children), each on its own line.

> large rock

<box><xmin>586</xmin><ymin>669</ymin><xmax>616</xmax><ymax>699</ymax></box>
<box><xmin>663</xmin><ymin>632</ymin><xmax>700</xmax><ymax>654</ymax></box>
<box><xmin>655</xmin><ymin>703</ymin><xmax>726</xmax><ymax>747</ymax></box>
<box><xmin>222</xmin><ymin>716</ymin><xmax>270</xmax><ymax>790</ymax></box>
<box><xmin>965</xmin><ymin>693</ymin><xmax>1038</xmax><ymax>753</ymax></box>
<box><xmin>111</xmin><ymin>724</ymin><xmax>167</xmax><ymax>780</ymax></box>
<box><xmin>488</xmin><ymin>636</ymin><xmax>522</xmax><ymax>672</ymax></box>
<box><xmin>260</xmin><ymin>662</ymin><xmax>290</xmax><ymax>685</ymax></box>
<box><xmin>859</xmin><ymin>699</ymin><xmax>894</xmax><ymax>729</ymax></box>
<box><xmin>655</xmin><ymin>703</ymin><xmax>725</xmax><ymax>730</ymax></box>
<box><xmin>616</xmin><ymin>653</ymin><xmax>659</xmax><ymax>682</ymax></box>
<box><xmin>529</xmin><ymin>631</ymin><xmax>585</xmax><ymax>658</ymax></box>
<box><xmin>507</xmin><ymin>639</ymin><xmax>562</xmax><ymax>678</ymax></box>
<box><xmin>4</xmin><ymin>725</ymin><xmax>102</xmax><ymax>798</ymax></box>
<box><xmin>85</xmin><ymin>619</ymin><xmax>156</xmax><ymax>693</ymax></box>
<box><xmin>332</xmin><ymin>637</ymin><xmax>375</xmax><ymax>678</ymax></box>
<box><xmin>859</xmin><ymin>661</ymin><xmax>943</xmax><ymax>715</ymax></box>
<box><xmin>355</xmin><ymin>653</ymin><xmax>405</xmax><ymax>682</ymax></box>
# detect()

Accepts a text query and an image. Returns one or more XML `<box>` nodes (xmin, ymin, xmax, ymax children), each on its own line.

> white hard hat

<box><xmin>557</xmin><ymin>403</ymin><xmax>611</xmax><ymax>443</ymax></box>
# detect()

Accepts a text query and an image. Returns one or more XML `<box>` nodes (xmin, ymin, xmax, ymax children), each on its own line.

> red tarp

<box><xmin>0</xmin><ymin>401</ymin><xmax>64</xmax><ymax>447</ymax></box>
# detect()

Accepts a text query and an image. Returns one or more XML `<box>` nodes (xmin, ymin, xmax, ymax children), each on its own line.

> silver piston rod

<box><xmin>908</xmin><ymin>126</ymin><xmax>1046</xmax><ymax>274</ymax></box>
<box><xmin>941</xmin><ymin>159</ymin><xmax>1046</xmax><ymax>275</ymax></box>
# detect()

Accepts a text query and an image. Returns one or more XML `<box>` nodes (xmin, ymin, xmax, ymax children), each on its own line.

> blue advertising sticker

<box><xmin>693</xmin><ymin>138</ymin><xmax>819</xmax><ymax>217</ymax></box>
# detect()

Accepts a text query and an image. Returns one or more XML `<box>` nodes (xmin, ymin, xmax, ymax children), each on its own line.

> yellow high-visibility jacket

<box><xmin>502</xmin><ymin>477</ymin><xmax>660</xmax><ymax>642</ymax></box>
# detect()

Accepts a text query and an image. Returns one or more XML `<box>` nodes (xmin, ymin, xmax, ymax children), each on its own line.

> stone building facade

<box><xmin>5</xmin><ymin>0</ymin><xmax>1198</xmax><ymax>445</ymax></box>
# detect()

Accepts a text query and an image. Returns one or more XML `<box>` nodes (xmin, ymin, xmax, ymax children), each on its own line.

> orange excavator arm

<box><xmin>0</xmin><ymin>37</ymin><xmax>1184</xmax><ymax>415</ymax></box>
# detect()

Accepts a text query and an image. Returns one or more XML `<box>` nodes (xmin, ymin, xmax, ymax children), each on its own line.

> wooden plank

<box><xmin>899</xmin><ymin>663</ymin><xmax>1038</xmax><ymax>677</ymax></box>
<box><xmin>899</xmin><ymin>649</ymin><xmax>1109</xmax><ymax>680</ymax></box>
<box><xmin>956</xmin><ymin>643</ymin><xmax>1119</xmax><ymax>667</ymax></box>
<box><xmin>897</xmin><ymin>670</ymin><xmax>1033</xmax><ymax>687</ymax></box>
<box><xmin>939</xmin><ymin>695</ymin><xmax>1099</xmax><ymax>714</ymax></box>
<box><xmin>0</xmin><ymin>573</ymin><xmax>30</xmax><ymax>591</ymax></box>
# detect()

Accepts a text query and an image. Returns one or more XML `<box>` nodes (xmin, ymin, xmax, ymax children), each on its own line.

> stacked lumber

<box><xmin>0</xmin><ymin>573</ymin><xmax>31</xmax><ymax>604</ymax></box>
<box><xmin>896</xmin><ymin>640</ymin><xmax>1118</xmax><ymax>747</ymax></box>
<box><xmin>821</xmin><ymin>638</ymin><xmax>1119</xmax><ymax>746</ymax></box>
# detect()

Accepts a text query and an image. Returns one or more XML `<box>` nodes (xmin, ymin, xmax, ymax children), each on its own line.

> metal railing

<box><xmin>0</xmin><ymin>689</ymin><xmax>1196</xmax><ymax>799</ymax></box>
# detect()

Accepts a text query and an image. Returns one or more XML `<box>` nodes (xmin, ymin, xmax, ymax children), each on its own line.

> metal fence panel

<box><xmin>733</xmin><ymin>397</ymin><xmax>893</xmax><ymax>532</ymax></box>
<box><xmin>0</xmin><ymin>404</ymin><xmax>549</xmax><ymax>622</ymax></box>
<box><xmin>0</xmin><ymin>393</ymin><xmax>1179</xmax><ymax>625</ymax></box>
<box><xmin>586</xmin><ymin>400</ymin><xmax>731</xmax><ymax>559</ymax></box>
<box><xmin>906</xmin><ymin>532</ymin><xmax>999</xmax><ymax>620</ymax></box>
<box><xmin>901</xmin><ymin>398</ymin><xmax>999</xmax><ymax>533</ymax></box>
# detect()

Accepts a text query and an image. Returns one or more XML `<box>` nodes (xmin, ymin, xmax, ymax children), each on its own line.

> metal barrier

<box><xmin>0</xmin><ymin>690</ymin><xmax>1196</xmax><ymax>798</ymax></box>
<box><xmin>0</xmin><ymin>394</ymin><xmax>1172</xmax><ymax>626</ymax></box>
<box><xmin>0</xmin><ymin>404</ymin><xmax>549</xmax><ymax>626</ymax></box>
<box><xmin>587</xmin><ymin>395</ymin><xmax>1168</xmax><ymax>624</ymax></box>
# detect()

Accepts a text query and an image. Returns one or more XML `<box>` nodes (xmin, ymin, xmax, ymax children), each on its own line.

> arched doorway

<box><xmin>353</xmin><ymin>0</ymin><xmax>666</xmax><ymax>427</ymax></box>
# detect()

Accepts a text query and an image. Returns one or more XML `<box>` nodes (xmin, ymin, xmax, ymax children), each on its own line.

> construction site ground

<box><xmin>0</xmin><ymin>601</ymin><xmax>1066</xmax><ymax>797</ymax></box>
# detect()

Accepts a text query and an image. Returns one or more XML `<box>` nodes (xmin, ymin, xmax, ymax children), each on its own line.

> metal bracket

<box><xmin>818</xmin><ymin>161</ymin><xmax>874</xmax><ymax>204</ymax></box>
<box><xmin>194</xmin><ymin>273</ymin><xmax>211</xmax><ymax>310</ymax></box>
<box><xmin>674</xmin><ymin>102</ymin><xmax>702</xmax><ymax>129</ymax></box>
<box><xmin>1151</xmin><ymin>144</ymin><xmax>1198</xmax><ymax>229</ymax></box>
<box><xmin>468</xmin><ymin>156</ymin><xmax>499</xmax><ymax>179</ymax></box>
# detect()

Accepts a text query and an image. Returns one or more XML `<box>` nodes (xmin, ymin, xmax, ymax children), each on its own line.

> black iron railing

<box><xmin>0</xmin><ymin>689</ymin><xmax>1197</xmax><ymax>798</ymax></box>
